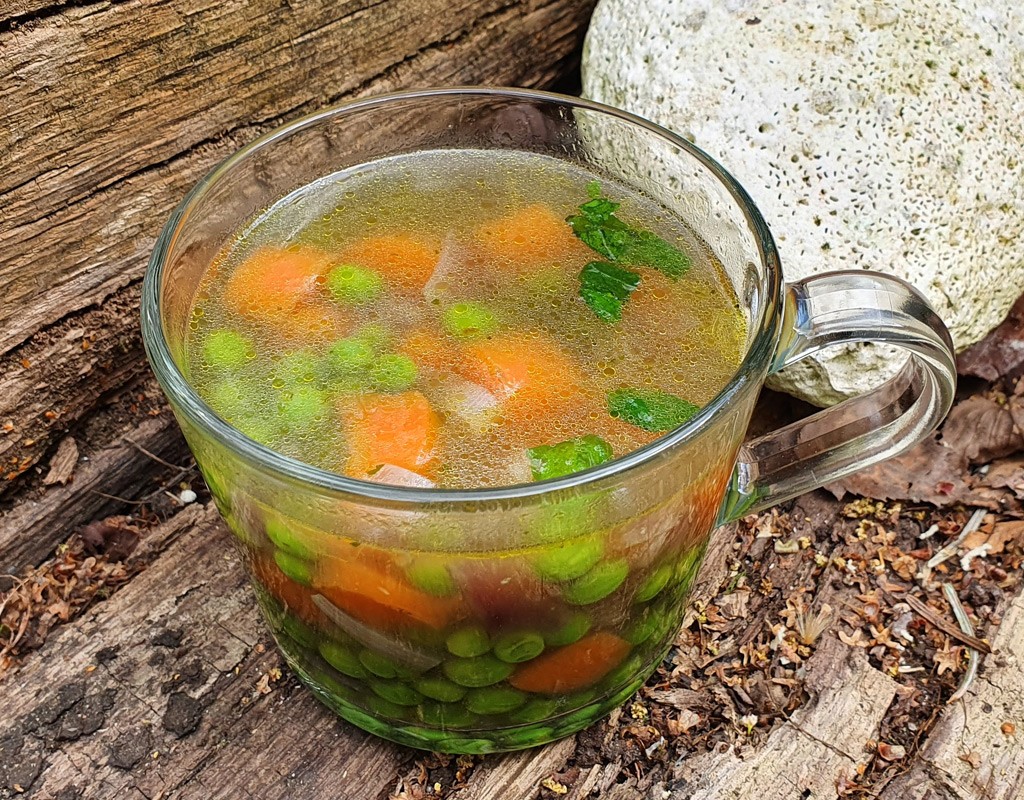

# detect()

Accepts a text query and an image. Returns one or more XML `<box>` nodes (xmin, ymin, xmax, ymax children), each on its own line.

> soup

<box><xmin>184</xmin><ymin>149</ymin><xmax>746</xmax><ymax>751</ymax></box>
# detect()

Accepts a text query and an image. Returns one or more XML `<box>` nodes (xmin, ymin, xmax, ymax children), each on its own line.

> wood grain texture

<box><xmin>0</xmin><ymin>0</ymin><xmax>596</xmax><ymax>502</ymax></box>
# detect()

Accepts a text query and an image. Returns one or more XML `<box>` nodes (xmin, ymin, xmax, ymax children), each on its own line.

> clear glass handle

<box><xmin>720</xmin><ymin>270</ymin><xmax>957</xmax><ymax>521</ymax></box>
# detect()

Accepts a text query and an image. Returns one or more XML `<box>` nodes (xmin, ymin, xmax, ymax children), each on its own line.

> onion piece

<box><xmin>424</xmin><ymin>233</ymin><xmax>473</xmax><ymax>304</ymax></box>
<box><xmin>366</xmin><ymin>464</ymin><xmax>436</xmax><ymax>488</ymax></box>
<box><xmin>311</xmin><ymin>594</ymin><xmax>442</xmax><ymax>672</ymax></box>
<box><xmin>439</xmin><ymin>377</ymin><xmax>500</xmax><ymax>433</ymax></box>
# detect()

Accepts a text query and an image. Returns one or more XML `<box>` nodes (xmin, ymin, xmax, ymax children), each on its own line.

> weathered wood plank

<box><xmin>879</xmin><ymin>591</ymin><xmax>1024</xmax><ymax>800</ymax></box>
<box><xmin>0</xmin><ymin>0</ymin><xmax>596</xmax><ymax>504</ymax></box>
<box><xmin>0</xmin><ymin>0</ymin><xmax>595</xmax><ymax>355</ymax></box>
<box><xmin>672</xmin><ymin>634</ymin><xmax>899</xmax><ymax>800</ymax></box>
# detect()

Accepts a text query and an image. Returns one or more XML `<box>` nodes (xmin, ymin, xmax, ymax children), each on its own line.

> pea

<box><xmin>405</xmin><ymin>559</ymin><xmax>458</xmax><ymax>597</ymax></box>
<box><xmin>528</xmin><ymin>494</ymin><xmax>600</xmax><ymax>544</ymax></box>
<box><xmin>414</xmin><ymin>675</ymin><xmax>467</xmax><ymax>703</ymax></box>
<box><xmin>417</xmin><ymin>701</ymin><xmax>477</xmax><ymax>729</ymax></box>
<box><xmin>326</xmin><ymin>264</ymin><xmax>384</xmax><ymax>305</ymax></box>
<box><xmin>370</xmin><ymin>354</ymin><xmax>418</xmax><ymax>392</ymax></box>
<box><xmin>562</xmin><ymin>559</ymin><xmax>629</xmax><ymax>605</ymax></box>
<box><xmin>232</xmin><ymin>414</ymin><xmax>279</xmax><ymax>448</ymax></box>
<box><xmin>319</xmin><ymin>641</ymin><xmax>368</xmax><ymax>679</ymax></box>
<box><xmin>544</xmin><ymin>613</ymin><xmax>592</xmax><ymax>647</ymax></box>
<box><xmin>531</xmin><ymin>537</ymin><xmax>604</xmax><ymax>582</ymax></box>
<box><xmin>435</xmin><ymin>737</ymin><xmax>496</xmax><ymax>755</ymax></box>
<box><xmin>443</xmin><ymin>655</ymin><xmax>514</xmax><ymax>688</ymax></box>
<box><xmin>398</xmin><ymin>725</ymin><xmax>453</xmax><ymax>746</ymax></box>
<box><xmin>364</xmin><ymin>694</ymin><xmax>411</xmax><ymax>719</ymax></box>
<box><xmin>264</xmin><ymin>515</ymin><xmax>316</xmax><ymax>560</ymax></box>
<box><xmin>203</xmin><ymin>329</ymin><xmax>253</xmax><ymax>369</ymax></box>
<box><xmin>205</xmin><ymin>380</ymin><xmax>249</xmax><ymax>419</ymax></box>
<box><xmin>324</xmin><ymin>336</ymin><xmax>375</xmax><ymax>380</ymax></box>
<box><xmin>635</xmin><ymin>562</ymin><xmax>673</xmax><ymax>603</ymax></box>
<box><xmin>273</xmin><ymin>549</ymin><xmax>313</xmax><ymax>586</ymax></box>
<box><xmin>359</xmin><ymin>649</ymin><xmax>414</xmax><ymax>680</ymax></box>
<box><xmin>442</xmin><ymin>302</ymin><xmax>498</xmax><ymax>339</ymax></box>
<box><xmin>279</xmin><ymin>614</ymin><xmax>320</xmax><ymax>650</ymax></box>
<box><xmin>354</xmin><ymin>322</ymin><xmax>392</xmax><ymax>352</ymax></box>
<box><xmin>465</xmin><ymin>686</ymin><xmax>526</xmax><ymax>715</ymax></box>
<box><xmin>276</xmin><ymin>385</ymin><xmax>328</xmax><ymax>429</ymax></box>
<box><xmin>492</xmin><ymin>631</ymin><xmax>545</xmax><ymax>664</ymax></box>
<box><xmin>273</xmin><ymin>350</ymin><xmax>319</xmax><ymax>386</ymax></box>
<box><xmin>676</xmin><ymin>545</ymin><xmax>705</xmax><ymax>595</ymax></box>
<box><xmin>368</xmin><ymin>680</ymin><xmax>423</xmax><ymax>706</ymax></box>
<box><xmin>508</xmin><ymin>697</ymin><xmax>561</xmax><ymax>725</ymax></box>
<box><xmin>600</xmin><ymin>653</ymin><xmax>645</xmax><ymax>692</ymax></box>
<box><xmin>496</xmin><ymin>725</ymin><xmax>556</xmax><ymax>749</ymax></box>
<box><xmin>624</xmin><ymin>610</ymin><xmax>660</xmax><ymax>645</ymax></box>
<box><xmin>445</xmin><ymin>625</ymin><xmax>491</xmax><ymax>658</ymax></box>
<box><xmin>550</xmin><ymin>704</ymin><xmax>605</xmax><ymax>736</ymax></box>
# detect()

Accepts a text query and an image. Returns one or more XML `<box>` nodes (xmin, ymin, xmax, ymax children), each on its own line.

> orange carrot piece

<box><xmin>250</xmin><ymin>554</ymin><xmax>327</xmax><ymax>628</ymax></box>
<box><xmin>509</xmin><ymin>632</ymin><xmax>632</xmax><ymax>694</ymax></box>
<box><xmin>223</xmin><ymin>246</ymin><xmax>331</xmax><ymax>320</ymax></box>
<box><xmin>314</xmin><ymin>559</ymin><xmax>462</xmax><ymax>630</ymax></box>
<box><xmin>475</xmin><ymin>203</ymin><xmax>590</xmax><ymax>271</ymax></box>
<box><xmin>337</xmin><ymin>234</ymin><xmax>440</xmax><ymax>291</ymax></box>
<box><xmin>401</xmin><ymin>328</ymin><xmax>456</xmax><ymax>371</ymax></box>
<box><xmin>341</xmin><ymin>391</ymin><xmax>440</xmax><ymax>478</ymax></box>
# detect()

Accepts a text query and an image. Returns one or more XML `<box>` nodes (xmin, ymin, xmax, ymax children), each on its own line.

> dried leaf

<box><xmin>958</xmin><ymin>293</ymin><xmax>1024</xmax><ymax>381</ymax></box>
<box><xmin>827</xmin><ymin>437</ymin><xmax>968</xmax><ymax>505</ymax></box>
<box><xmin>941</xmin><ymin>395</ymin><xmax>1024</xmax><ymax>465</ymax></box>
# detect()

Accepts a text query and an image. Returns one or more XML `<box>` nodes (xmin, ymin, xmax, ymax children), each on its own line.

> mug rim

<box><xmin>140</xmin><ymin>86</ymin><xmax>784</xmax><ymax>505</ymax></box>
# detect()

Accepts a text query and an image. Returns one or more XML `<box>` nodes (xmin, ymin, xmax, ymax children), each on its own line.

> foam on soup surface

<box><xmin>186</xmin><ymin>149</ymin><xmax>745</xmax><ymax>489</ymax></box>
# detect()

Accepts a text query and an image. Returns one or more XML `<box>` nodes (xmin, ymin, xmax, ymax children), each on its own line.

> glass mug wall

<box><xmin>141</xmin><ymin>88</ymin><xmax>956</xmax><ymax>753</ymax></box>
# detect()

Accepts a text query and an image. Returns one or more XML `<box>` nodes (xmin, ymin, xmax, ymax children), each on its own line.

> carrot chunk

<box><xmin>509</xmin><ymin>632</ymin><xmax>631</xmax><ymax>694</ymax></box>
<box><xmin>341</xmin><ymin>391</ymin><xmax>440</xmax><ymax>478</ymax></box>
<box><xmin>314</xmin><ymin>559</ymin><xmax>462</xmax><ymax>630</ymax></box>
<box><xmin>476</xmin><ymin>203</ymin><xmax>590</xmax><ymax>271</ymax></box>
<box><xmin>337</xmin><ymin>234</ymin><xmax>440</xmax><ymax>291</ymax></box>
<box><xmin>250</xmin><ymin>553</ymin><xmax>327</xmax><ymax>628</ymax></box>
<box><xmin>223</xmin><ymin>246</ymin><xmax>331</xmax><ymax>320</ymax></box>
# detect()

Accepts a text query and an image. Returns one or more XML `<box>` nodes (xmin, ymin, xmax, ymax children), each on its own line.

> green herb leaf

<box><xmin>527</xmin><ymin>434</ymin><xmax>614</xmax><ymax>481</ymax></box>
<box><xmin>621</xmin><ymin>230</ymin><xmax>692</xmax><ymax>279</ymax></box>
<box><xmin>579</xmin><ymin>261</ymin><xmax>640</xmax><ymax>322</ymax></box>
<box><xmin>607</xmin><ymin>388</ymin><xmax>700</xmax><ymax>432</ymax></box>
<box><xmin>567</xmin><ymin>183</ymin><xmax>691</xmax><ymax>280</ymax></box>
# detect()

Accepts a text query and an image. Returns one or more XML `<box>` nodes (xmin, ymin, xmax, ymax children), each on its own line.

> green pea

<box><xmin>279</xmin><ymin>614</ymin><xmax>320</xmax><ymax>650</ymax></box>
<box><xmin>496</xmin><ymin>725</ymin><xmax>556</xmax><ymax>749</ymax></box>
<box><xmin>442</xmin><ymin>302</ymin><xmax>498</xmax><ymax>339</ymax></box>
<box><xmin>492</xmin><ymin>631</ymin><xmax>545</xmax><ymax>664</ymax></box>
<box><xmin>528</xmin><ymin>494</ymin><xmax>600</xmax><ymax>544</ymax></box>
<box><xmin>324</xmin><ymin>336</ymin><xmax>376</xmax><ymax>380</ymax></box>
<box><xmin>417</xmin><ymin>701</ymin><xmax>477</xmax><ymax>729</ymax></box>
<box><xmin>624</xmin><ymin>609</ymin><xmax>660</xmax><ymax>645</ymax></box>
<box><xmin>264</xmin><ymin>515</ymin><xmax>316</xmax><ymax>560</ymax></box>
<box><xmin>405</xmin><ymin>559</ymin><xmax>458</xmax><ymax>597</ymax></box>
<box><xmin>562</xmin><ymin>559</ymin><xmax>629</xmax><ymax>605</ymax></box>
<box><xmin>358</xmin><ymin>649</ymin><xmax>414</xmax><ymax>680</ymax></box>
<box><xmin>675</xmin><ymin>544</ymin><xmax>706</xmax><ymax>595</ymax></box>
<box><xmin>205</xmin><ymin>380</ymin><xmax>249</xmax><ymax>419</ymax></box>
<box><xmin>414</xmin><ymin>675</ymin><xmax>467</xmax><ymax>703</ymax></box>
<box><xmin>635</xmin><ymin>562</ymin><xmax>673</xmax><ymax>603</ymax></box>
<box><xmin>326</xmin><ymin>264</ymin><xmax>384</xmax><ymax>305</ymax></box>
<box><xmin>434</xmin><ymin>737</ymin><xmax>496</xmax><ymax>755</ymax></box>
<box><xmin>507</xmin><ymin>697</ymin><xmax>560</xmax><ymax>725</ymax></box>
<box><xmin>398</xmin><ymin>725</ymin><xmax>453</xmax><ymax>746</ymax></box>
<box><xmin>443</xmin><ymin>655</ymin><xmax>514</xmax><ymax>687</ymax></box>
<box><xmin>465</xmin><ymin>686</ymin><xmax>526</xmax><ymax>715</ymax></box>
<box><xmin>368</xmin><ymin>680</ymin><xmax>423</xmax><ymax>706</ymax></box>
<box><xmin>273</xmin><ymin>350</ymin><xmax>319</xmax><ymax>386</ymax></box>
<box><xmin>544</xmin><ymin>613</ymin><xmax>592</xmax><ymax>647</ymax></box>
<box><xmin>273</xmin><ymin>549</ymin><xmax>313</xmax><ymax>586</ymax></box>
<box><xmin>370</xmin><ymin>354</ymin><xmax>418</xmax><ymax>392</ymax></box>
<box><xmin>364</xmin><ymin>694</ymin><xmax>411</xmax><ymax>719</ymax></box>
<box><xmin>276</xmin><ymin>385</ymin><xmax>328</xmax><ymax>429</ymax></box>
<box><xmin>319</xmin><ymin>641</ymin><xmax>368</xmax><ymax>679</ymax></box>
<box><xmin>531</xmin><ymin>537</ymin><xmax>604</xmax><ymax>582</ymax></box>
<box><xmin>600</xmin><ymin>653</ymin><xmax>645</xmax><ymax>692</ymax></box>
<box><xmin>232</xmin><ymin>414</ymin><xmax>278</xmax><ymax>447</ymax></box>
<box><xmin>203</xmin><ymin>329</ymin><xmax>253</xmax><ymax>368</ymax></box>
<box><xmin>354</xmin><ymin>322</ymin><xmax>392</xmax><ymax>352</ymax></box>
<box><xmin>550</xmin><ymin>704</ymin><xmax>605</xmax><ymax>736</ymax></box>
<box><xmin>445</xmin><ymin>625</ymin><xmax>491</xmax><ymax>658</ymax></box>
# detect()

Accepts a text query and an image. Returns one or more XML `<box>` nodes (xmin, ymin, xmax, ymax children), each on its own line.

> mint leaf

<box><xmin>607</xmin><ymin>388</ymin><xmax>700</xmax><ymax>432</ymax></box>
<box><xmin>579</xmin><ymin>261</ymin><xmax>640</xmax><ymax>322</ymax></box>
<box><xmin>621</xmin><ymin>230</ymin><xmax>692</xmax><ymax>279</ymax></box>
<box><xmin>567</xmin><ymin>183</ymin><xmax>692</xmax><ymax>280</ymax></box>
<box><xmin>528</xmin><ymin>435</ymin><xmax>614</xmax><ymax>480</ymax></box>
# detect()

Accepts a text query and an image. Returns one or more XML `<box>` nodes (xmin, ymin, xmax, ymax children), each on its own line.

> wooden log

<box><xmin>0</xmin><ymin>0</ymin><xmax>597</xmax><ymax>501</ymax></box>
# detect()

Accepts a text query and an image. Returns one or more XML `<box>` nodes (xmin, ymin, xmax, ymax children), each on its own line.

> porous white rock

<box><xmin>583</xmin><ymin>0</ymin><xmax>1024</xmax><ymax>405</ymax></box>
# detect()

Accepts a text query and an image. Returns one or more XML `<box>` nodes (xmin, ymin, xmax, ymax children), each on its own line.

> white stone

<box><xmin>582</xmin><ymin>0</ymin><xmax>1024</xmax><ymax>405</ymax></box>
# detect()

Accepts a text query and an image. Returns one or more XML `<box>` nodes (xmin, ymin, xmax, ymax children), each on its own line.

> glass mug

<box><xmin>141</xmin><ymin>88</ymin><xmax>956</xmax><ymax>753</ymax></box>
